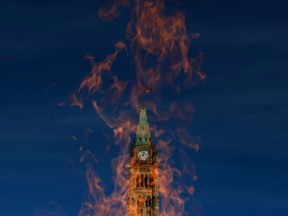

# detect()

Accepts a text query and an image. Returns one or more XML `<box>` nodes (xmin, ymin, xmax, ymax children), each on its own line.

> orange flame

<box><xmin>70</xmin><ymin>0</ymin><xmax>205</xmax><ymax>215</ymax></box>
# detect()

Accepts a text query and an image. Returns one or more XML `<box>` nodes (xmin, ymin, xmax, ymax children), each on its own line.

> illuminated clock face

<box><xmin>138</xmin><ymin>150</ymin><xmax>149</xmax><ymax>161</ymax></box>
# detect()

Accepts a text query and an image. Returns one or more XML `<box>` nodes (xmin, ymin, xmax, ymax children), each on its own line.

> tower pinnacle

<box><xmin>135</xmin><ymin>107</ymin><xmax>151</xmax><ymax>145</ymax></box>
<box><xmin>128</xmin><ymin>107</ymin><xmax>159</xmax><ymax>215</ymax></box>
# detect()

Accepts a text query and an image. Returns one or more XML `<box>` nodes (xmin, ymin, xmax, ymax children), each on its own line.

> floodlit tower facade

<box><xmin>128</xmin><ymin>107</ymin><xmax>159</xmax><ymax>216</ymax></box>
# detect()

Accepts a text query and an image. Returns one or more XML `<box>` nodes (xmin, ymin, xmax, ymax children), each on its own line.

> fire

<box><xmin>70</xmin><ymin>0</ymin><xmax>205</xmax><ymax>215</ymax></box>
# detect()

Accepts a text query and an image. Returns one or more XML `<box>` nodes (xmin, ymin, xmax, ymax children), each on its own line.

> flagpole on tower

<box><xmin>142</xmin><ymin>85</ymin><xmax>152</xmax><ymax>110</ymax></box>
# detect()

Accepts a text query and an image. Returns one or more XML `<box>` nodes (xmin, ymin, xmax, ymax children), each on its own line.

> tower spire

<box><xmin>128</xmin><ymin>106</ymin><xmax>159</xmax><ymax>215</ymax></box>
<box><xmin>135</xmin><ymin>107</ymin><xmax>151</xmax><ymax>145</ymax></box>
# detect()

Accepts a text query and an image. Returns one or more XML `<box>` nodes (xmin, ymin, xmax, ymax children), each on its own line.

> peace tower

<box><xmin>128</xmin><ymin>107</ymin><xmax>159</xmax><ymax>216</ymax></box>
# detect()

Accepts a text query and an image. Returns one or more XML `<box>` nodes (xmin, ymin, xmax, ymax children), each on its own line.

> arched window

<box><xmin>136</xmin><ymin>175</ymin><xmax>140</xmax><ymax>188</ymax></box>
<box><xmin>137</xmin><ymin>195</ymin><xmax>144</xmax><ymax>207</ymax></box>
<box><xmin>146</xmin><ymin>196</ymin><xmax>152</xmax><ymax>207</ymax></box>
<box><xmin>146</xmin><ymin>209</ymin><xmax>151</xmax><ymax>216</ymax></box>
<box><xmin>137</xmin><ymin>208</ymin><xmax>143</xmax><ymax>215</ymax></box>
<box><xmin>152</xmin><ymin>196</ymin><xmax>155</xmax><ymax>207</ymax></box>
<box><xmin>141</xmin><ymin>174</ymin><xmax>144</xmax><ymax>187</ymax></box>
<box><xmin>145</xmin><ymin>175</ymin><xmax>148</xmax><ymax>188</ymax></box>
<box><xmin>131</xmin><ymin>197</ymin><xmax>135</xmax><ymax>204</ymax></box>
<box><xmin>149</xmin><ymin>175</ymin><xmax>154</xmax><ymax>188</ymax></box>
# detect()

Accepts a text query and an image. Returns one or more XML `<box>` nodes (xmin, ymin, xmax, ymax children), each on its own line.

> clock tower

<box><xmin>128</xmin><ymin>107</ymin><xmax>159</xmax><ymax>216</ymax></box>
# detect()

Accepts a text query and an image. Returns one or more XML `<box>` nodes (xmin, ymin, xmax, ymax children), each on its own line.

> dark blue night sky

<box><xmin>1</xmin><ymin>0</ymin><xmax>288</xmax><ymax>215</ymax></box>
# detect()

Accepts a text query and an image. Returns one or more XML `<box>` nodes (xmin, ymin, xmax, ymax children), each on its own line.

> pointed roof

<box><xmin>135</xmin><ymin>107</ymin><xmax>151</xmax><ymax>145</ymax></box>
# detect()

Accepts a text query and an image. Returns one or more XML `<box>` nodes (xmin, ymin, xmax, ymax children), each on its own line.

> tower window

<box><xmin>137</xmin><ymin>195</ymin><xmax>144</xmax><ymax>207</ymax></box>
<box><xmin>141</xmin><ymin>174</ymin><xmax>144</xmax><ymax>187</ymax></box>
<box><xmin>137</xmin><ymin>208</ymin><xmax>143</xmax><ymax>216</ymax></box>
<box><xmin>145</xmin><ymin>175</ymin><xmax>148</xmax><ymax>188</ymax></box>
<box><xmin>131</xmin><ymin>197</ymin><xmax>135</xmax><ymax>204</ymax></box>
<box><xmin>136</xmin><ymin>175</ymin><xmax>140</xmax><ymax>188</ymax></box>
<box><xmin>146</xmin><ymin>196</ymin><xmax>152</xmax><ymax>207</ymax></box>
<box><xmin>146</xmin><ymin>209</ymin><xmax>151</xmax><ymax>216</ymax></box>
<box><xmin>149</xmin><ymin>175</ymin><xmax>154</xmax><ymax>188</ymax></box>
